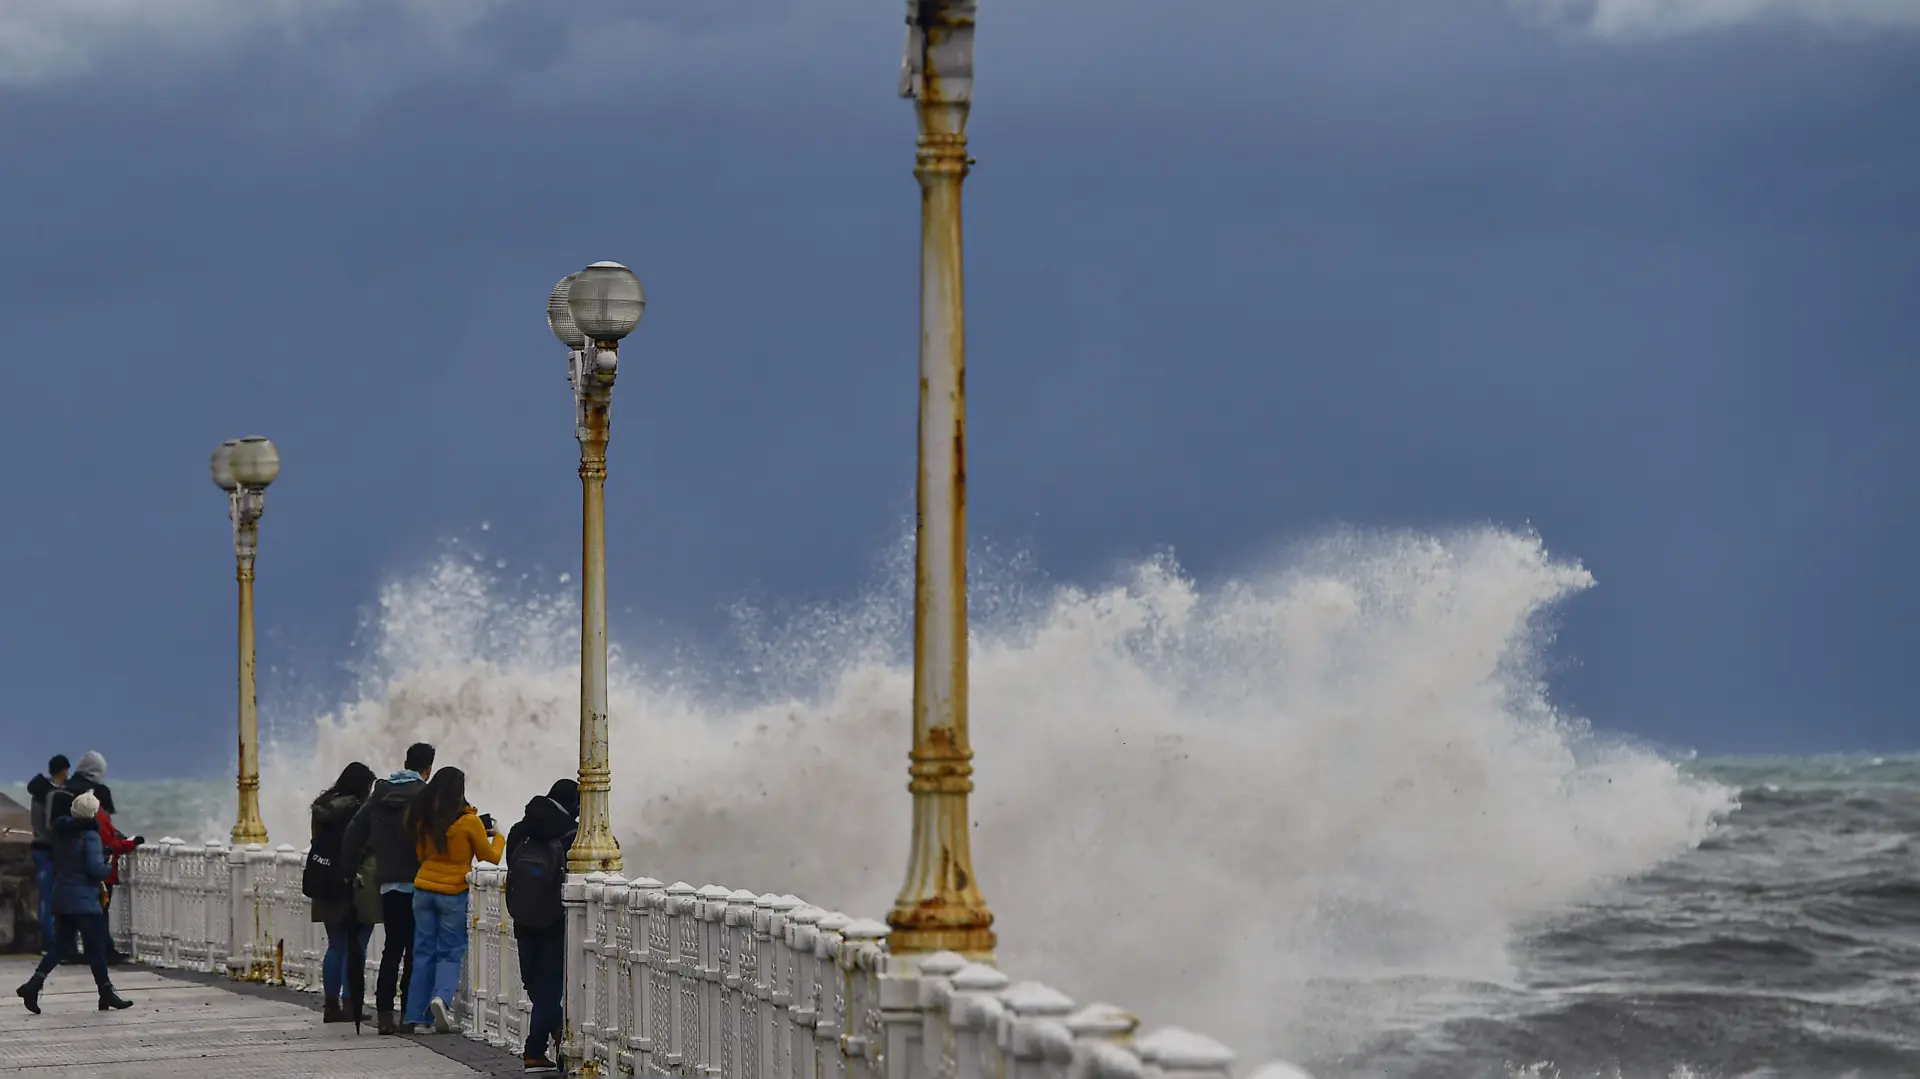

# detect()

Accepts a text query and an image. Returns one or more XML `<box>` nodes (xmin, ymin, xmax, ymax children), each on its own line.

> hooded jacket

<box><xmin>340</xmin><ymin>771</ymin><xmax>428</xmax><ymax>890</ymax></box>
<box><xmin>48</xmin><ymin>814</ymin><xmax>111</xmax><ymax>917</ymax></box>
<box><xmin>49</xmin><ymin>751</ymin><xmax>115</xmax><ymax>822</ymax></box>
<box><xmin>504</xmin><ymin>784</ymin><xmax>579</xmax><ymax>939</ymax></box>
<box><xmin>26</xmin><ymin>773</ymin><xmax>61</xmax><ymax>851</ymax></box>
<box><xmin>309</xmin><ymin>791</ymin><xmax>372</xmax><ymax>925</ymax></box>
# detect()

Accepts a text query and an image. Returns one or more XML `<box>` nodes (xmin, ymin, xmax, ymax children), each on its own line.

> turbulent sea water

<box><xmin>11</xmin><ymin>527</ymin><xmax>1916</xmax><ymax>1078</ymax></box>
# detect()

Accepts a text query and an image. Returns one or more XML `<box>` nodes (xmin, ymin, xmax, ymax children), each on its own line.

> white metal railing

<box><xmin>114</xmin><ymin>840</ymin><xmax>1316</xmax><ymax>1079</ymax></box>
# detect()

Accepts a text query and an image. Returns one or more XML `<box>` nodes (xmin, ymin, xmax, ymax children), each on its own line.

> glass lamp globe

<box><xmin>548</xmin><ymin>273</ymin><xmax>585</xmax><ymax>349</ymax></box>
<box><xmin>565</xmin><ymin>261</ymin><xmax>645</xmax><ymax>342</ymax></box>
<box><xmin>228</xmin><ymin>436</ymin><xmax>281</xmax><ymax>488</ymax></box>
<box><xmin>210</xmin><ymin>440</ymin><xmax>239</xmax><ymax>491</ymax></box>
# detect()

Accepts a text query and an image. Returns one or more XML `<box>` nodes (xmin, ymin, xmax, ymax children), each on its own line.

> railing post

<box><xmin>1065</xmin><ymin>1004</ymin><xmax>1139</xmax><ymax>1079</ymax></box>
<box><xmin>562</xmin><ymin>872</ymin><xmax>593</xmax><ymax>1075</ymax></box>
<box><xmin>813</xmin><ymin>913</ymin><xmax>850</xmax><ymax>1079</ymax></box>
<box><xmin>699</xmin><ymin>885</ymin><xmax>732</xmax><ymax>1079</ymax></box>
<box><xmin>903</xmin><ymin>951</ymin><xmax>967</xmax><ymax>1079</ymax></box>
<box><xmin>271</xmin><ymin>844</ymin><xmax>306</xmax><ymax>987</ymax></box>
<box><xmin>598</xmin><ymin>874</ymin><xmax>629</xmax><ymax>1072</ymax></box>
<box><xmin>1134</xmin><ymin>1030</ymin><xmax>1236</xmax><ymax>1079</ymax></box>
<box><xmin>207</xmin><ymin>840</ymin><xmax>232</xmax><ymax>975</ymax></box>
<box><xmin>725</xmin><ymin>890</ymin><xmax>759</xmax><ymax>1079</ymax></box>
<box><xmin>787</xmin><ymin>905</ymin><xmax>824</xmax><ymax>1079</ymax></box>
<box><xmin>947</xmin><ymin>964</ymin><xmax>1009</xmax><ymax>1079</ymax></box>
<box><xmin>840</xmin><ymin>920</ymin><xmax>891</xmax><ymax>1079</ymax></box>
<box><xmin>748</xmin><ymin>894</ymin><xmax>779</xmax><ymax>1079</ymax></box>
<box><xmin>624</xmin><ymin>876</ymin><xmax>665</xmax><ymax>1076</ymax></box>
<box><xmin>998</xmin><ymin>983</ymin><xmax>1075</xmax><ymax>1079</ymax></box>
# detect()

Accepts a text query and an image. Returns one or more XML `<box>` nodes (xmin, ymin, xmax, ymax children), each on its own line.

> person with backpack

<box><xmin>306</xmin><ymin>761</ymin><xmax>377</xmax><ymax>1025</ymax></box>
<box><xmin>504</xmin><ymin>779</ymin><xmax>579</xmax><ymax>1074</ymax></box>
<box><xmin>340</xmin><ymin>742</ymin><xmax>433</xmax><ymax>1035</ymax></box>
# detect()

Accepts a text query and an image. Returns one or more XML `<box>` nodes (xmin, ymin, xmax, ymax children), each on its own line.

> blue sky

<box><xmin>0</xmin><ymin>0</ymin><xmax>1915</xmax><ymax>779</ymax></box>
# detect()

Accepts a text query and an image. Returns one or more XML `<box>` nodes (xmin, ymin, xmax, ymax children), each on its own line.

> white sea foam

<box><xmin>257</xmin><ymin>525</ymin><xmax>1735</xmax><ymax>1061</ymax></box>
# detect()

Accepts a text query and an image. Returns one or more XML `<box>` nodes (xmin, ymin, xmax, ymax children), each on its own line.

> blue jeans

<box><xmin>322</xmin><ymin>920</ymin><xmax>375</xmax><ymax>1000</ymax></box>
<box><xmin>404</xmin><ymin>889</ymin><xmax>469</xmax><ymax>1025</ymax></box>
<box><xmin>31</xmin><ymin>851</ymin><xmax>54</xmax><ymax>949</ymax></box>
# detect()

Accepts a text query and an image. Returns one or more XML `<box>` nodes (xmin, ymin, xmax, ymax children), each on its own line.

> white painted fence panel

<box><xmin>112</xmin><ymin>839</ymin><xmax>1311</xmax><ymax>1079</ymax></box>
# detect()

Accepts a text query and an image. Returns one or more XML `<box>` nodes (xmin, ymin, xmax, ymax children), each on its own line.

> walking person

<box><xmin>403</xmin><ymin>767</ymin><xmax>503</xmax><ymax>1035</ymax></box>
<box><xmin>25</xmin><ymin>755</ymin><xmax>68</xmax><ymax>959</ymax></box>
<box><xmin>341</xmin><ymin>742</ymin><xmax>434</xmax><ymax>1035</ymax></box>
<box><xmin>505</xmin><ymin>779</ymin><xmax>579</xmax><ymax>1074</ymax></box>
<box><xmin>13</xmin><ymin>791</ymin><xmax>133</xmax><ymax>1013</ymax></box>
<box><xmin>49</xmin><ymin>751</ymin><xmax>137</xmax><ymax>965</ymax></box>
<box><xmin>305</xmin><ymin>762</ymin><xmax>378</xmax><ymax>1025</ymax></box>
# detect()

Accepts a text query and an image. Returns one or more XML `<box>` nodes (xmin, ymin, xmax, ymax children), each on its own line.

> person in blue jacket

<box><xmin>13</xmin><ymin>789</ymin><xmax>133</xmax><ymax>1014</ymax></box>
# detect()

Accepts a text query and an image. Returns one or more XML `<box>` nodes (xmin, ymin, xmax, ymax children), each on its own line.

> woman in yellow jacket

<box><xmin>401</xmin><ymin>767</ymin><xmax>503</xmax><ymax>1034</ymax></box>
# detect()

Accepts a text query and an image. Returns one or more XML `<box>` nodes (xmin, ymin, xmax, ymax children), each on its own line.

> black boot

<box><xmin>98</xmin><ymin>987</ymin><xmax>133</xmax><ymax>1011</ymax></box>
<box><xmin>17</xmin><ymin>978</ymin><xmax>43</xmax><ymax>1015</ymax></box>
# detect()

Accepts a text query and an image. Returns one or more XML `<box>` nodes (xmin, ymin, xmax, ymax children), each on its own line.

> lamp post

<box><xmin>550</xmin><ymin>262</ymin><xmax>645</xmax><ymax>875</ymax></box>
<box><xmin>209</xmin><ymin>435</ymin><xmax>281</xmax><ymax>847</ymax></box>
<box><xmin>886</xmin><ymin>0</ymin><xmax>996</xmax><ymax>961</ymax></box>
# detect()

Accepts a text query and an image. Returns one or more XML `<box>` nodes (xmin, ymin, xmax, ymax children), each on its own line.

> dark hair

<box><xmin>316</xmin><ymin>761</ymin><xmax>376</xmax><ymax>806</ymax></box>
<box><xmin>407</xmin><ymin>766</ymin><xmax>467</xmax><ymax>855</ymax></box>
<box><xmin>48</xmin><ymin>754</ymin><xmax>70</xmax><ymax>775</ymax></box>
<box><xmin>404</xmin><ymin>743</ymin><xmax>436</xmax><ymax>775</ymax></box>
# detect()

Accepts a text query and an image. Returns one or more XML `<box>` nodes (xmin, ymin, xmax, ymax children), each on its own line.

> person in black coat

<box><xmin>505</xmin><ymin>779</ymin><xmax>578</xmax><ymax>1074</ymax></box>
<box><xmin>25</xmin><ymin>755</ymin><xmax>68</xmax><ymax>958</ymax></box>
<box><xmin>339</xmin><ymin>741</ymin><xmax>435</xmax><ymax>1035</ymax></box>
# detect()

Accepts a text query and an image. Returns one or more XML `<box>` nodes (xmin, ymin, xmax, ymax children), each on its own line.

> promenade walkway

<box><xmin>0</xmin><ymin>956</ymin><xmax>522</xmax><ymax>1078</ymax></box>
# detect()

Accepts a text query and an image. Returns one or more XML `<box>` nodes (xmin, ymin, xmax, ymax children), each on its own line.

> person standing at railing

<box><xmin>14</xmin><ymin>790</ymin><xmax>133</xmax><ymax>1014</ymax></box>
<box><xmin>305</xmin><ymin>761</ymin><xmax>378</xmax><ymax>1026</ymax></box>
<box><xmin>341</xmin><ymin>741</ymin><xmax>434</xmax><ymax>1035</ymax></box>
<box><xmin>504</xmin><ymin>778</ymin><xmax>579</xmax><ymax>1075</ymax></box>
<box><xmin>403</xmin><ymin>766</ymin><xmax>504</xmax><ymax>1036</ymax></box>
<box><xmin>25</xmin><ymin>755</ymin><xmax>69</xmax><ymax>961</ymax></box>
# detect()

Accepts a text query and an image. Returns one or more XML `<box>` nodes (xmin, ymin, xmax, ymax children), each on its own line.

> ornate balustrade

<box><xmin>114</xmin><ymin>840</ymin><xmax>1313</xmax><ymax>1079</ymax></box>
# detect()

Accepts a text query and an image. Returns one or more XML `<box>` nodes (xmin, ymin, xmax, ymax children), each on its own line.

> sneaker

<box><xmin>429</xmin><ymin>997</ymin><xmax>454</xmax><ymax>1035</ymax></box>
<box><xmin>523</xmin><ymin>1055</ymin><xmax>560</xmax><ymax>1075</ymax></box>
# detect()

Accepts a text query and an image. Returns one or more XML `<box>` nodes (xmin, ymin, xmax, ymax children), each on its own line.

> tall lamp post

<box><xmin>549</xmin><ymin>262</ymin><xmax>646</xmax><ymax>875</ymax></box>
<box><xmin>886</xmin><ymin>0</ymin><xmax>996</xmax><ymax>961</ymax></box>
<box><xmin>209</xmin><ymin>435</ymin><xmax>281</xmax><ymax>847</ymax></box>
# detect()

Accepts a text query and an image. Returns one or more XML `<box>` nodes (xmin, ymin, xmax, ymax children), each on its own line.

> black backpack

<box><xmin>302</xmin><ymin>807</ymin><xmax>354</xmax><ymax>902</ymax></box>
<box><xmin>506</xmin><ymin>829</ymin><xmax>574</xmax><ymax>931</ymax></box>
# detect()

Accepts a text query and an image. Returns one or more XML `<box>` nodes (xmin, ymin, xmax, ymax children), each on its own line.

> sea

<box><xmin>8</xmin><ymin>526</ymin><xmax>1915</xmax><ymax>1079</ymax></box>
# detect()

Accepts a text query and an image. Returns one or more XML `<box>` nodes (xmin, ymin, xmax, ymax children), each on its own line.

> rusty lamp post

<box><xmin>550</xmin><ymin>261</ymin><xmax>645</xmax><ymax>875</ymax></box>
<box><xmin>209</xmin><ymin>435</ymin><xmax>280</xmax><ymax>847</ymax></box>
<box><xmin>886</xmin><ymin>0</ymin><xmax>996</xmax><ymax>962</ymax></box>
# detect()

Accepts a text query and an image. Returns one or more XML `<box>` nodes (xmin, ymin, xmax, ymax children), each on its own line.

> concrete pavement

<box><xmin>0</xmin><ymin>955</ymin><xmax>524</xmax><ymax>1077</ymax></box>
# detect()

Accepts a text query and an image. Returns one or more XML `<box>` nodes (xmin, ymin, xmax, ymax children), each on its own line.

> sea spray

<box><xmin>257</xmin><ymin>525</ymin><xmax>1735</xmax><ymax>1062</ymax></box>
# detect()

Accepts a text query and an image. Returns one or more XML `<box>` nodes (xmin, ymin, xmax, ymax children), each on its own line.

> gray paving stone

<box><xmin>0</xmin><ymin>957</ymin><xmax>527</xmax><ymax>1077</ymax></box>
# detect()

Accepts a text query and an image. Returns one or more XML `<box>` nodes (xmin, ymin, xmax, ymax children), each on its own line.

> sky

<box><xmin>0</xmin><ymin>0</ymin><xmax>1915</xmax><ymax>780</ymax></box>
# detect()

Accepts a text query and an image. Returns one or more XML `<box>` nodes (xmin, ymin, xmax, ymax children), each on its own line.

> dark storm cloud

<box><xmin>0</xmin><ymin>0</ymin><xmax>1914</xmax><ymax>776</ymax></box>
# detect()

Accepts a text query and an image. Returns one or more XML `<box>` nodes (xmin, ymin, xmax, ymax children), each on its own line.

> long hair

<box><xmin>315</xmin><ymin>761</ymin><xmax>376</xmax><ymax>808</ymax></box>
<box><xmin>407</xmin><ymin>766</ymin><xmax>467</xmax><ymax>855</ymax></box>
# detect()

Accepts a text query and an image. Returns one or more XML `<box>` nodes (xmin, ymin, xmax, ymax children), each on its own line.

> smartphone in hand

<box><xmin>479</xmin><ymin>813</ymin><xmax>496</xmax><ymax>832</ymax></box>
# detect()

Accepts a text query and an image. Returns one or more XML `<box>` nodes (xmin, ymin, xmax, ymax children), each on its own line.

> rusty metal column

<box><xmin>887</xmin><ymin>0</ymin><xmax>995</xmax><ymax>961</ymax></box>
<box><xmin>213</xmin><ymin>435</ymin><xmax>279</xmax><ymax>848</ymax></box>
<box><xmin>231</xmin><ymin>511</ymin><xmax>268</xmax><ymax>847</ymax></box>
<box><xmin>572</xmin><ymin>372</ymin><xmax>621</xmax><ymax>874</ymax></box>
<box><xmin>555</xmin><ymin>261</ymin><xmax>645</xmax><ymax>878</ymax></box>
